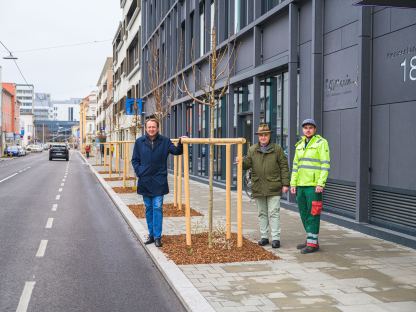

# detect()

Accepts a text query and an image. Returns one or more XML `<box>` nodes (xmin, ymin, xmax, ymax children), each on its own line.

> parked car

<box><xmin>49</xmin><ymin>144</ymin><xmax>69</xmax><ymax>161</ymax></box>
<box><xmin>17</xmin><ymin>146</ymin><xmax>27</xmax><ymax>156</ymax></box>
<box><xmin>31</xmin><ymin>145</ymin><xmax>43</xmax><ymax>152</ymax></box>
<box><xmin>4</xmin><ymin>146</ymin><xmax>20</xmax><ymax>157</ymax></box>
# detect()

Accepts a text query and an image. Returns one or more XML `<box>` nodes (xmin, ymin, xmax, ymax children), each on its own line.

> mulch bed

<box><xmin>160</xmin><ymin>233</ymin><xmax>279</xmax><ymax>265</ymax></box>
<box><xmin>112</xmin><ymin>186</ymin><xmax>137</xmax><ymax>193</ymax></box>
<box><xmin>98</xmin><ymin>170</ymin><xmax>121</xmax><ymax>174</ymax></box>
<box><xmin>105</xmin><ymin>177</ymin><xmax>136</xmax><ymax>181</ymax></box>
<box><xmin>128</xmin><ymin>203</ymin><xmax>203</xmax><ymax>218</ymax></box>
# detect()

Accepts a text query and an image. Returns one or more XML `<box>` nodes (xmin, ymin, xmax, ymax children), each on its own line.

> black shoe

<box><xmin>296</xmin><ymin>242</ymin><xmax>307</xmax><ymax>250</ymax></box>
<box><xmin>272</xmin><ymin>240</ymin><xmax>280</xmax><ymax>248</ymax></box>
<box><xmin>144</xmin><ymin>236</ymin><xmax>155</xmax><ymax>245</ymax></box>
<box><xmin>301</xmin><ymin>245</ymin><xmax>319</xmax><ymax>254</ymax></box>
<box><xmin>258</xmin><ymin>238</ymin><xmax>269</xmax><ymax>246</ymax></box>
<box><xmin>155</xmin><ymin>238</ymin><xmax>163</xmax><ymax>247</ymax></box>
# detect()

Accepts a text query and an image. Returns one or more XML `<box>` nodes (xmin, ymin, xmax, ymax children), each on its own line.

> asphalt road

<box><xmin>0</xmin><ymin>151</ymin><xmax>185</xmax><ymax>312</ymax></box>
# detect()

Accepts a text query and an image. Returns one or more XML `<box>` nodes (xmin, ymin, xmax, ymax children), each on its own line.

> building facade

<box><xmin>79</xmin><ymin>92</ymin><xmax>97</xmax><ymax>150</ymax></box>
<box><xmin>141</xmin><ymin>0</ymin><xmax>416</xmax><ymax>241</ymax></box>
<box><xmin>96</xmin><ymin>57</ymin><xmax>113</xmax><ymax>140</ymax></box>
<box><xmin>52</xmin><ymin>98</ymin><xmax>82</xmax><ymax>122</ymax></box>
<box><xmin>1</xmin><ymin>83</ymin><xmax>21</xmax><ymax>147</ymax></box>
<box><xmin>33</xmin><ymin>93</ymin><xmax>52</xmax><ymax>121</ymax></box>
<box><xmin>112</xmin><ymin>0</ymin><xmax>142</xmax><ymax>141</ymax></box>
<box><xmin>16</xmin><ymin>84</ymin><xmax>34</xmax><ymax>115</ymax></box>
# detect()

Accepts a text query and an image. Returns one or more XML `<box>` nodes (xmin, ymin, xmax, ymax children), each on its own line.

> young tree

<box><xmin>178</xmin><ymin>20</ymin><xmax>238</xmax><ymax>247</ymax></box>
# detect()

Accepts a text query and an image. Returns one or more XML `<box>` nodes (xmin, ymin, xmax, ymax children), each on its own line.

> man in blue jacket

<box><xmin>131</xmin><ymin>118</ymin><xmax>183</xmax><ymax>247</ymax></box>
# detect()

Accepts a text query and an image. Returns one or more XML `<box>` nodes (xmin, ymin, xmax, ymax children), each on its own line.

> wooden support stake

<box><xmin>109</xmin><ymin>143</ymin><xmax>112</xmax><ymax>178</ymax></box>
<box><xmin>178</xmin><ymin>154</ymin><xmax>183</xmax><ymax>211</ymax></box>
<box><xmin>104</xmin><ymin>145</ymin><xmax>107</xmax><ymax>166</ymax></box>
<box><xmin>173</xmin><ymin>155</ymin><xmax>178</xmax><ymax>208</ymax></box>
<box><xmin>123</xmin><ymin>143</ymin><xmax>127</xmax><ymax>187</ymax></box>
<box><xmin>225</xmin><ymin>144</ymin><xmax>231</xmax><ymax>240</ymax></box>
<box><xmin>183</xmin><ymin>143</ymin><xmax>191</xmax><ymax>246</ymax></box>
<box><xmin>116</xmin><ymin>143</ymin><xmax>120</xmax><ymax>175</ymax></box>
<box><xmin>237</xmin><ymin>143</ymin><xmax>243</xmax><ymax>247</ymax></box>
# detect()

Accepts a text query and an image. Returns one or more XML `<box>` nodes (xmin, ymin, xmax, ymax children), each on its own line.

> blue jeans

<box><xmin>143</xmin><ymin>195</ymin><xmax>164</xmax><ymax>239</ymax></box>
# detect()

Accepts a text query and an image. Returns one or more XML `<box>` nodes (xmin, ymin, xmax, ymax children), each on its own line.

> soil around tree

<box><xmin>98</xmin><ymin>170</ymin><xmax>121</xmax><ymax>174</ymax></box>
<box><xmin>112</xmin><ymin>186</ymin><xmax>137</xmax><ymax>193</ymax></box>
<box><xmin>160</xmin><ymin>233</ymin><xmax>279</xmax><ymax>265</ymax></box>
<box><xmin>128</xmin><ymin>203</ymin><xmax>203</xmax><ymax>218</ymax></box>
<box><xmin>105</xmin><ymin>177</ymin><xmax>136</xmax><ymax>181</ymax></box>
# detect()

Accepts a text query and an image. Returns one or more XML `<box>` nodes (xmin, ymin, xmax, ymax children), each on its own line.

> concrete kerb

<box><xmin>78</xmin><ymin>151</ymin><xmax>215</xmax><ymax>312</ymax></box>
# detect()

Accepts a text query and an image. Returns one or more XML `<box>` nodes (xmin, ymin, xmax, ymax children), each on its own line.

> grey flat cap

<box><xmin>301</xmin><ymin>118</ymin><xmax>317</xmax><ymax>127</ymax></box>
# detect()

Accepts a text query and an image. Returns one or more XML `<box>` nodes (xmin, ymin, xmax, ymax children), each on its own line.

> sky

<box><xmin>0</xmin><ymin>0</ymin><xmax>121</xmax><ymax>100</ymax></box>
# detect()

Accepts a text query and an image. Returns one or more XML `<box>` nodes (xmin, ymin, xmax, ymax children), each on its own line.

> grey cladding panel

<box><xmin>324</xmin><ymin>29</ymin><xmax>342</xmax><ymax>55</ymax></box>
<box><xmin>372</xmin><ymin>25</ymin><xmax>416</xmax><ymax>105</ymax></box>
<box><xmin>340</xmin><ymin>109</ymin><xmax>358</xmax><ymax>182</ymax></box>
<box><xmin>371</xmin><ymin>105</ymin><xmax>389</xmax><ymax>186</ymax></box>
<box><xmin>299</xmin><ymin>0</ymin><xmax>312</xmax><ymax>45</ymax></box>
<box><xmin>373</xmin><ymin>8</ymin><xmax>391</xmax><ymax>38</ymax></box>
<box><xmin>341</xmin><ymin>21</ymin><xmax>358</xmax><ymax>49</ymax></box>
<box><xmin>262</xmin><ymin>14</ymin><xmax>289</xmax><ymax>62</ymax></box>
<box><xmin>299</xmin><ymin>42</ymin><xmax>312</xmax><ymax>125</ymax></box>
<box><xmin>324</xmin><ymin>0</ymin><xmax>359</xmax><ymax>33</ymax></box>
<box><xmin>323</xmin><ymin>111</ymin><xmax>341</xmax><ymax>179</ymax></box>
<box><xmin>389</xmin><ymin>102</ymin><xmax>416</xmax><ymax>190</ymax></box>
<box><xmin>323</xmin><ymin>46</ymin><xmax>359</xmax><ymax>111</ymax></box>
<box><xmin>236</xmin><ymin>34</ymin><xmax>253</xmax><ymax>74</ymax></box>
<box><xmin>390</xmin><ymin>7</ymin><xmax>416</xmax><ymax>32</ymax></box>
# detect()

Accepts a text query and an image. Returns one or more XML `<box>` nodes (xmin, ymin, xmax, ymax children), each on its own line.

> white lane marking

<box><xmin>60</xmin><ymin>183</ymin><xmax>64</xmax><ymax>186</ymax></box>
<box><xmin>35</xmin><ymin>240</ymin><xmax>48</xmax><ymax>257</ymax></box>
<box><xmin>16</xmin><ymin>281</ymin><xmax>36</xmax><ymax>312</ymax></box>
<box><xmin>52</xmin><ymin>204</ymin><xmax>58</xmax><ymax>211</ymax></box>
<box><xmin>56</xmin><ymin>195</ymin><xmax>60</xmax><ymax>200</ymax></box>
<box><xmin>62</xmin><ymin>179</ymin><xmax>65</xmax><ymax>182</ymax></box>
<box><xmin>0</xmin><ymin>166</ymin><xmax>31</xmax><ymax>184</ymax></box>
<box><xmin>0</xmin><ymin>173</ymin><xmax>18</xmax><ymax>183</ymax></box>
<box><xmin>45</xmin><ymin>218</ymin><xmax>54</xmax><ymax>229</ymax></box>
<box><xmin>58</xmin><ymin>188</ymin><xmax>63</xmax><ymax>192</ymax></box>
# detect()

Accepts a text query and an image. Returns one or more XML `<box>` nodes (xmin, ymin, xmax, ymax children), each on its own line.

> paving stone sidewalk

<box><xmin>89</xmin><ymin>157</ymin><xmax>416</xmax><ymax>312</ymax></box>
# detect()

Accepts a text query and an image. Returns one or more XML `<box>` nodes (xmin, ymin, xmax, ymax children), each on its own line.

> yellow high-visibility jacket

<box><xmin>290</xmin><ymin>135</ymin><xmax>330</xmax><ymax>187</ymax></box>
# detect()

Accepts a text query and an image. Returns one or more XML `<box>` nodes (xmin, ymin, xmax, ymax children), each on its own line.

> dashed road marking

<box><xmin>61</xmin><ymin>183</ymin><xmax>64</xmax><ymax>186</ymax></box>
<box><xmin>36</xmin><ymin>240</ymin><xmax>48</xmax><ymax>258</ymax></box>
<box><xmin>45</xmin><ymin>218</ymin><xmax>54</xmax><ymax>229</ymax></box>
<box><xmin>0</xmin><ymin>173</ymin><xmax>18</xmax><ymax>183</ymax></box>
<box><xmin>52</xmin><ymin>204</ymin><xmax>58</xmax><ymax>211</ymax></box>
<box><xmin>16</xmin><ymin>281</ymin><xmax>36</xmax><ymax>312</ymax></box>
<box><xmin>56</xmin><ymin>195</ymin><xmax>60</xmax><ymax>200</ymax></box>
<box><xmin>58</xmin><ymin>188</ymin><xmax>63</xmax><ymax>192</ymax></box>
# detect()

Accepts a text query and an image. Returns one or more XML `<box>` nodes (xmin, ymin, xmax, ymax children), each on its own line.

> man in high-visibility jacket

<box><xmin>290</xmin><ymin>119</ymin><xmax>330</xmax><ymax>254</ymax></box>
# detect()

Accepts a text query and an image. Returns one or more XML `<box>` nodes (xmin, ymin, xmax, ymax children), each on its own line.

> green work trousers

<box><xmin>296</xmin><ymin>186</ymin><xmax>323</xmax><ymax>247</ymax></box>
<box><xmin>255</xmin><ymin>196</ymin><xmax>281</xmax><ymax>241</ymax></box>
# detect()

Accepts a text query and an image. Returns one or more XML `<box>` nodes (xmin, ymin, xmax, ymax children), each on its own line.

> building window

<box><xmin>260</xmin><ymin>72</ymin><xmax>289</xmax><ymax>153</ymax></box>
<box><xmin>210</xmin><ymin>0</ymin><xmax>215</xmax><ymax>48</ymax></box>
<box><xmin>234</xmin><ymin>83</ymin><xmax>253</xmax><ymax>113</ymax></box>
<box><xmin>199</xmin><ymin>2</ymin><xmax>205</xmax><ymax>57</ymax></box>
<box><xmin>234</xmin><ymin>0</ymin><xmax>247</xmax><ymax>33</ymax></box>
<box><xmin>261</xmin><ymin>0</ymin><xmax>281</xmax><ymax>15</ymax></box>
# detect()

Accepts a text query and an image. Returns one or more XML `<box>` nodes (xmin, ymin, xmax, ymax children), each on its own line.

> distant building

<box><xmin>33</xmin><ymin>93</ymin><xmax>52</xmax><ymax>121</ymax></box>
<box><xmin>52</xmin><ymin>98</ymin><xmax>82</xmax><ymax>121</ymax></box>
<box><xmin>79</xmin><ymin>92</ymin><xmax>97</xmax><ymax>149</ymax></box>
<box><xmin>16</xmin><ymin>84</ymin><xmax>34</xmax><ymax>115</ymax></box>
<box><xmin>96</xmin><ymin>57</ymin><xmax>113</xmax><ymax>140</ymax></box>
<box><xmin>1</xmin><ymin>83</ymin><xmax>21</xmax><ymax>147</ymax></box>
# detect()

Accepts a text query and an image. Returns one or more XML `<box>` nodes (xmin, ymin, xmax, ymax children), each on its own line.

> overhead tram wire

<box><xmin>11</xmin><ymin>39</ymin><xmax>112</xmax><ymax>54</ymax></box>
<box><xmin>0</xmin><ymin>40</ymin><xmax>29</xmax><ymax>85</ymax></box>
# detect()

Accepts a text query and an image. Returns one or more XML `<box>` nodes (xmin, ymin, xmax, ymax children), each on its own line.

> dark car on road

<box><xmin>49</xmin><ymin>144</ymin><xmax>69</xmax><ymax>161</ymax></box>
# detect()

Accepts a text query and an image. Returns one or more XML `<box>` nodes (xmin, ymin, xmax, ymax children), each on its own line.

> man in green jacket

<box><xmin>241</xmin><ymin>124</ymin><xmax>290</xmax><ymax>248</ymax></box>
<box><xmin>290</xmin><ymin>119</ymin><xmax>330</xmax><ymax>254</ymax></box>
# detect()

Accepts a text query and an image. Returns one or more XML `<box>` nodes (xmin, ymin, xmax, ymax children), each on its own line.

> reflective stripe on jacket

<box><xmin>290</xmin><ymin>135</ymin><xmax>330</xmax><ymax>187</ymax></box>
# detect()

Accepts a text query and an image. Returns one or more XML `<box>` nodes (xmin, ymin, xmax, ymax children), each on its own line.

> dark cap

<box><xmin>301</xmin><ymin>118</ymin><xmax>317</xmax><ymax>127</ymax></box>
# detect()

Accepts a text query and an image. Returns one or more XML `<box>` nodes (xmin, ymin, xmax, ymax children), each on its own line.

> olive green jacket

<box><xmin>242</xmin><ymin>143</ymin><xmax>290</xmax><ymax>198</ymax></box>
